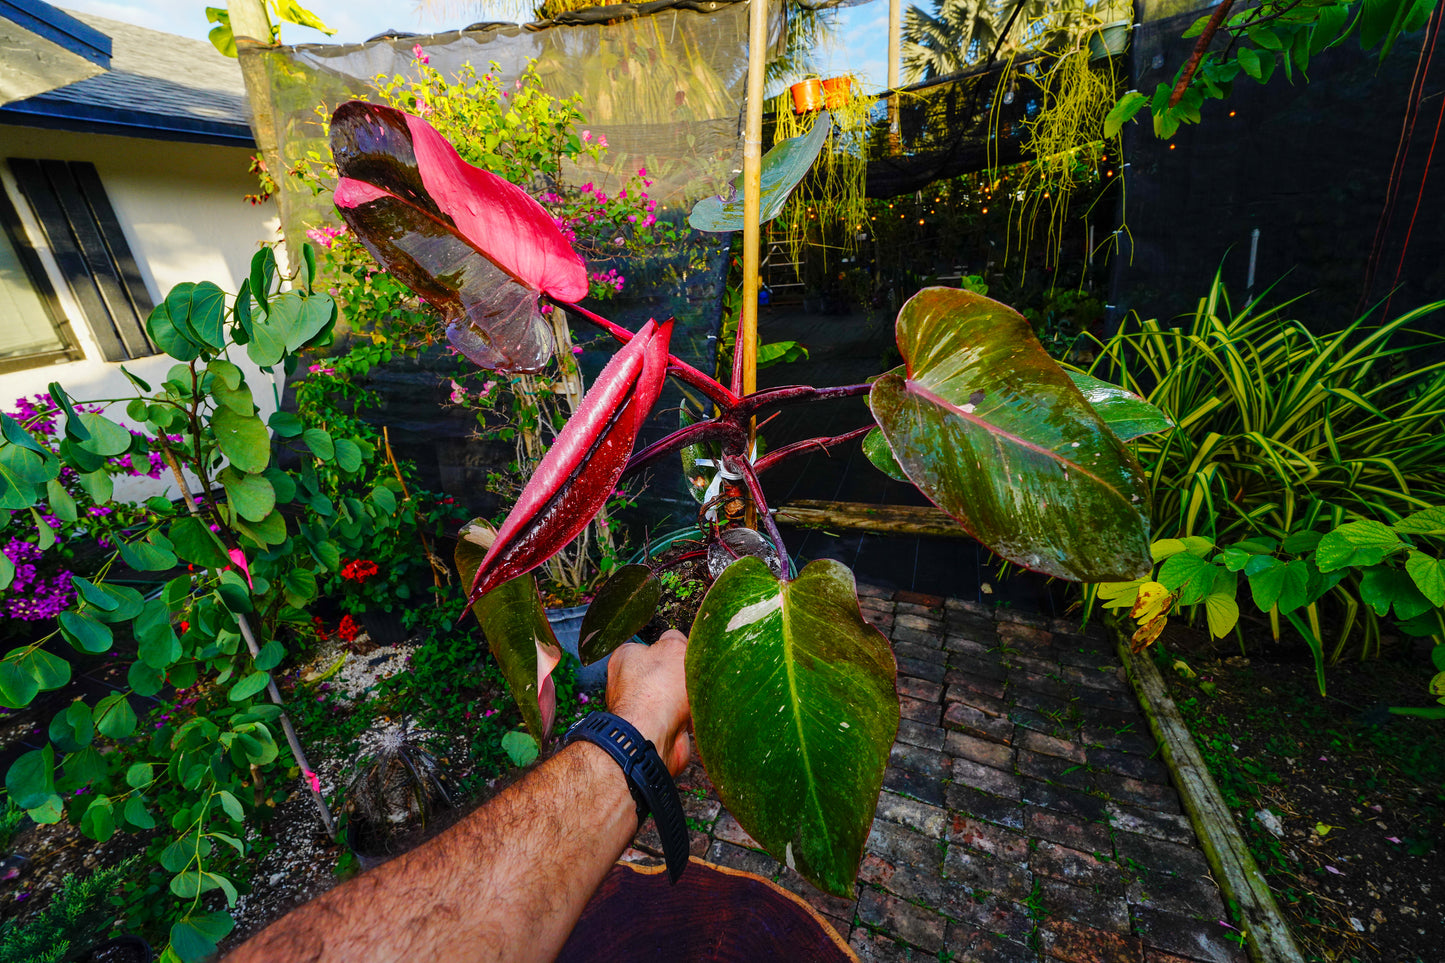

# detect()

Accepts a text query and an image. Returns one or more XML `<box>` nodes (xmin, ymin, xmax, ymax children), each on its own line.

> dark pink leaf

<box><xmin>466</xmin><ymin>319</ymin><xmax>674</xmax><ymax>604</ymax></box>
<box><xmin>330</xmin><ymin>101</ymin><xmax>588</xmax><ymax>372</ymax></box>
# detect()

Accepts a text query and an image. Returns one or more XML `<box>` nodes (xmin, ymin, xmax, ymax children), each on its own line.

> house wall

<box><xmin>0</xmin><ymin>125</ymin><xmax>282</xmax><ymax>500</ymax></box>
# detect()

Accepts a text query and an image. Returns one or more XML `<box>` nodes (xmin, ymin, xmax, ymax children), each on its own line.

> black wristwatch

<box><xmin>562</xmin><ymin>710</ymin><xmax>689</xmax><ymax>883</ymax></box>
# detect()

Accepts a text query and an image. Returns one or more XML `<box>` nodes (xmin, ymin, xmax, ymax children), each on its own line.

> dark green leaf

<box><xmin>128</xmin><ymin>659</ymin><xmax>165</xmax><ymax>697</ymax></box>
<box><xmin>59</xmin><ymin>610</ymin><xmax>113</xmax><ymax>654</ymax></box>
<box><xmin>268</xmin><ymin>411</ymin><xmax>304</xmax><ymax>438</ymax></box>
<box><xmin>254</xmin><ymin>638</ymin><xmax>286</xmax><ymax>671</ymax></box>
<box><xmin>269</xmin><ymin>290</ymin><xmax>335</xmax><ymax>350</ymax></box>
<box><xmin>0</xmin><ymin>658</ymin><xmax>39</xmax><ymax>708</ymax></box>
<box><xmin>501</xmin><ymin>730</ymin><xmax>539</xmax><ymax>767</ymax></box>
<box><xmin>458</xmin><ymin>520</ymin><xmax>561</xmax><ymax>743</ymax></box>
<box><xmin>74</xmin><ymin>413</ymin><xmax>133</xmax><ymax>457</ymax></box>
<box><xmin>333</xmin><ymin>438</ymin><xmax>362</xmax><ymax>473</ymax></box>
<box><xmin>170</xmin><ymin>913</ymin><xmax>235</xmax><ymax>963</ymax></box>
<box><xmin>369</xmin><ymin>485</ymin><xmax>397</xmax><ymax>515</ymax></box>
<box><xmin>6</xmin><ymin>744</ymin><xmax>55</xmax><ymax>809</ymax></box>
<box><xmin>1103</xmin><ymin>90</ymin><xmax>1149</xmax><ymax>138</ymax></box>
<box><xmin>579</xmin><ymin>565</ymin><xmax>661</xmax><ymax>665</ymax></box>
<box><xmin>118</xmin><ymin>537</ymin><xmax>177</xmax><ymax>571</ymax></box>
<box><xmin>126</xmin><ymin>762</ymin><xmax>152</xmax><ymax>788</ymax></box>
<box><xmin>1360</xmin><ymin>566</ymin><xmax>1433</xmax><ymax>620</ymax></box>
<box><xmin>228</xmin><ymin>670</ymin><xmax>270</xmax><ymax>702</ymax></box>
<box><xmin>687</xmin><ymin>557</ymin><xmax>898</xmax><ymax>897</ymax></box>
<box><xmin>1237</xmin><ymin>46</ymin><xmax>1262</xmax><ymax>79</ymax></box>
<box><xmin>75</xmin><ymin>468</ymin><xmax>112</xmax><ymax>506</ymax></box>
<box><xmin>1</xmin><ymin>412</ymin><xmax>48</xmax><ymax>454</ymax></box>
<box><xmin>136</xmin><ymin>599</ymin><xmax>181</xmax><ymax>669</ymax></box>
<box><xmin>80</xmin><ymin>795</ymin><xmax>115</xmax><ymax>841</ymax></box>
<box><xmin>45</xmin><ymin>477</ymin><xmax>76</xmax><ymax>523</ymax></box>
<box><xmin>95</xmin><ymin>692</ymin><xmax>137</xmax><ymax>739</ymax></box>
<box><xmin>170</xmin><ymin>516</ymin><xmax>230</xmax><ymax>568</ymax></box>
<box><xmin>250</xmin><ymin>247</ymin><xmax>277</xmax><ymax>302</ymax></box>
<box><xmin>868</xmin><ymin>288</ymin><xmax>1151</xmax><ymax>582</ymax></box>
<box><xmin>124</xmin><ymin>794</ymin><xmax>156</xmax><ymax>830</ymax></box>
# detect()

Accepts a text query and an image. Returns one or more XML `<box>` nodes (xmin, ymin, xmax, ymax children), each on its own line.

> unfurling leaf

<box><xmin>330</xmin><ymin>101</ymin><xmax>587</xmax><ymax>372</ymax></box>
<box><xmin>869</xmin><ymin>288</ymin><xmax>1152</xmax><ymax>581</ymax></box>
<box><xmin>457</xmin><ymin>521</ymin><xmax>561</xmax><ymax>742</ymax></box>
<box><xmin>687</xmin><ymin>557</ymin><xmax>898</xmax><ymax>897</ymax></box>
<box><xmin>465</xmin><ymin>320</ymin><xmax>673</xmax><ymax>605</ymax></box>
<box><xmin>1067</xmin><ymin>371</ymin><xmax>1174</xmax><ymax>442</ymax></box>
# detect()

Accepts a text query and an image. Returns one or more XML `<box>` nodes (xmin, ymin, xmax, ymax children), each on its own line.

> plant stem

<box><xmin>622</xmin><ymin>419</ymin><xmax>745</xmax><ymax>479</ymax></box>
<box><xmin>561</xmin><ymin>302</ymin><xmax>739</xmax><ymax>407</ymax></box>
<box><xmin>753</xmin><ymin>426</ymin><xmax>873</xmax><ymax>475</ymax></box>
<box><xmin>160</xmin><ymin>447</ymin><xmax>337</xmax><ymax>839</ymax></box>
<box><xmin>1169</xmin><ymin>0</ymin><xmax>1235</xmax><ymax>108</ymax></box>
<box><xmin>737</xmin><ymin>382</ymin><xmax>873</xmax><ymax>415</ymax></box>
<box><xmin>731</xmin><ymin>455</ymin><xmax>787</xmax><ymax>564</ymax></box>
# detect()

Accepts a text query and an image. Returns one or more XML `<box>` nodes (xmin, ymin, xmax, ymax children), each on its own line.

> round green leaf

<box><xmin>333</xmin><ymin>438</ymin><xmax>362</xmax><ymax>473</ymax></box>
<box><xmin>59</xmin><ymin>610</ymin><xmax>114</xmax><ymax>654</ymax></box>
<box><xmin>868</xmin><ymin>288</ymin><xmax>1152</xmax><ymax>582</ymax></box>
<box><xmin>118</xmin><ymin>537</ymin><xmax>178</xmax><ymax>571</ymax></box>
<box><xmin>1406</xmin><ymin>551</ymin><xmax>1445</xmax><ymax>608</ymax></box>
<box><xmin>268</xmin><ymin>411</ymin><xmax>304</xmax><ymax>438</ymax></box>
<box><xmin>501</xmin><ymin>730</ymin><xmax>539</xmax><ymax>767</ymax></box>
<box><xmin>6</xmin><ymin>745</ymin><xmax>55</xmax><ymax>809</ymax></box>
<box><xmin>124</xmin><ymin>794</ymin><xmax>156</xmax><ymax>830</ymax></box>
<box><xmin>213</xmin><ymin>406</ymin><xmax>270</xmax><ymax>474</ymax></box>
<box><xmin>169</xmin><ymin>516</ymin><xmax>230</xmax><ymax>569</ymax></box>
<box><xmin>80</xmin><ymin>795</ymin><xmax>116</xmax><ymax>841</ymax></box>
<box><xmin>220</xmin><ymin>467</ymin><xmax>276</xmax><ymax>522</ymax></box>
<box><xmin>0</xmin><ymin>658</ymin><xmax>40</xmax><ymax>708</ymax></box>
<box><xmin>128</xmin><ymin>660</ymin><xmax>165</xmax><ymax>697</ymax></box>
<box><xmin>862</xmin><ymin>426</ymin><xmax>909</xmax><ymax>483</ymax></box>
<box><xmin>228</xmin><ymin>670</ymin><xmax>270</xmax><ymax>702</ymax></box>
<box><xmin>687</xmin><ymin>557</ymin><xmax>899</xmax><ymax>897</ymax></box>
<box><xmin>579</xmin><ymin>564</ymin><xmax>661</xmax><ymax>665</ymax></box>
<box><xmin>302</xmin><ymin>427</ymin><xmax>334</xmax><ymax>461</ymax></box>
<box><xmin>126</xmin><ymin>762</ymin><xmax>152</xmax><ymax>789</ymax></box>
<box><xmin>145</xmin><ymin>297</ymin><xmax>201</xmax><ymax>361</ymax></box>
<box><xmin>94</xmin><ymin>692</ymin><xmax>137</xmax><ymax>739</ymax></box>
<box><xmin>75</xmin><ymin>412</ymin><xmax>135</xmax><ymax>457</ymax></box>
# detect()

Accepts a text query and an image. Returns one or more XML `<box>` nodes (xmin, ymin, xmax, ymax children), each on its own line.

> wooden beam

<box><xmin>776</xmin><ymin>500</ymin><xmax>969</xmax><ymax>539</ymax></box>
<box><xmin>1118</xmin><ymin>635</ymin><xmax>1307</xmax><ymax>963</ymax></box>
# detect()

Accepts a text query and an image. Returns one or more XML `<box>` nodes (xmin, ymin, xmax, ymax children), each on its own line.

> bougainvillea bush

<box><xmin>329</xmin><ymin>99</ymin><xmax>1173</xmax><ymax>897</ymax></box>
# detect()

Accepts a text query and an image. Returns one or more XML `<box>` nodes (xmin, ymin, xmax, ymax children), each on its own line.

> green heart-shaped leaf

<box><xmin>688</xmin><ymin>113</ymin><xmax>833</xmax><ymax>232</ymax></box>
<box><xmin>579</xmin><ymin>564</ymin><xmax>661</xmax><ymax>665</ymax></box>
<box><xmin>457</xmin><ymin>520</ymin><xmax>561</xmax><ymax>743</ymax></box>
<box><xmin>220</xmin><ymin>467</ymin><xmax>276</xmax><ymax>522</ymax></box>
<box><xmin>213</xmin><ymin>407</ymin><xmax>270</xmax><ymax>474</ymax></box>
<box><xmin>687</xmin><ymin>557</ymin><xmax>898</xmax><ymax>897</ymax></box>
<box><xmin>868</xmin><ymin>288</ymin><xmax>1152</xmax><ymax>581</ymax></box>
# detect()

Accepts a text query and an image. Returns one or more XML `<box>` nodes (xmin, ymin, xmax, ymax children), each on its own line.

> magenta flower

<box><xmin>412</xmin><ymin>44</ymin><xmax>430</xmax><ymax>65</ymax></box>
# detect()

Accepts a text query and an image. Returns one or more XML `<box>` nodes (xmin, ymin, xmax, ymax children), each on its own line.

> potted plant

<box><xmin>331</xmin><ymin>98</ymin><xmax>1168</xmax><ymax>902</ymax></box>
<box><xmin>0</xmin><ymin>859</ymin><xmax>151</xmax><ymax>963</ymax></box>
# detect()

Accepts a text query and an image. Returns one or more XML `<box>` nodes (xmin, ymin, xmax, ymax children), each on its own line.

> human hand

<box><xmin>606</xmin><ymin>630</ymin><xmax>691</xmax><ymax>775</ymax></box>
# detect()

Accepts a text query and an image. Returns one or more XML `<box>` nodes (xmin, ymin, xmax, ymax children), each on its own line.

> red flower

<box><xmin>341</xmin><ymin>559</ymin><xmax>380</xmax><ymax>583</ymax></box>
<box><xmin>337</xmin><ymin>614</ymin><xmax>361</xmax><ymax>642</ymax></box>
<box><xmin>311</xmin><ymin>616</ymin><xmax>332</xmax><ymax>639</ymax></box>
<box><xmin>178</xmin><ymin>621</ymin><xmax>190</xmax><ymax>634</ymax></box>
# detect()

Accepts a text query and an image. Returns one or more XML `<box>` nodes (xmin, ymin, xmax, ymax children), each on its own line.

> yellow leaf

<box><xmin>1315</xmin><ymin>822</ymin><xmax>1334</xmax><ymax>836</ymax></box>
<box><xmin>1131</xmin><ymin>615</ymin><xmax>1169</xmax><ymax>652</ymax></box>
<box><xmin>1429</xmin><ymin>671</ymin><xmax>1445</xmax><ymax>698</ymax></box>
<box><xmin>1130</xmin><ymin>582</ymin><xmax>1174</xmax><ymax>624</ymax></box>
<box><xmin>1172</xmin><ymin>660</ymin><xmax>1196</xmax><ymax>680</ymax></box>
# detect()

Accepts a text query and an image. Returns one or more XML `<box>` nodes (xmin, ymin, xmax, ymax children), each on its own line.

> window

<box><xmin>5</xmin><ymin>158</ymin><xmax>156</xmax><ymax>367</ymax></box>
<box><xmin>0</xmin><ymin>178</ymin><xmax>80</xmax><ymax>373</ymax></box>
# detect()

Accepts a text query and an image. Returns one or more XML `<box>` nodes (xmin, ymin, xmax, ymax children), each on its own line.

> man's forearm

<box><xmin>227</xmin><ymin>742</ymin><xmax>638</xmax><ymax>963</ymax></box>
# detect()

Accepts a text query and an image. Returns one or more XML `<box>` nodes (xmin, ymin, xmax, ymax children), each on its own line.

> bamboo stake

<box><xmin>740</xmin><ymin>0</ymin><xmax>768</xmax><ymax>529</ymax></box>
<box><xmin>161</xmin><ymin>449</ymin><xmax>337</xmax><ymax>839</ymax></box>
<box><xmin>888</xmin><ymin>0</ymin><xmax>902</xmax><ymax>155</ymax></box>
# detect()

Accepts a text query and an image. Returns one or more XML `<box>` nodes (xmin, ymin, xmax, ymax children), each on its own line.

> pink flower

<box><xmin>412</xmin><ymin>44</ymin><xmax>430</xmax><ymax>64</ymax></box>
<box><xmin>228</xmin><ymin>548</ymin><xmax>253</xmax><ymax>588</ymax></box>
<box><xmin>449</xmin><ymin>379</ymin><xmax>467</xmax><ymax>404</ymax></box>
<box><xmin>308</xmin><ymin>364</ymin><xmax>336</xmax><ymax>375</ymax></box>
<box><xmin>581</xmin><ymin>130</ymin><xmax>591</xmax><ymax>142</ymax></box>
<box><xmin>637</xmin><ymin>166</ymin><xmax>647</xmax><ymax>177</ymax></box>
<box><xmin>597</xmin><ymin>134</ymin><xmax>608</xmax><ymax>148</ymax></box>
<box><xmin>304</xmin><ymin>769</ymin><xmax>321</xmax><ymax>794</ymax></box>
<box><xmin>572</xmin><ymin>346</ymin><xmax>583</xmax><ymax>355</ymax></box>
<box><xmin>480</xmin><ymin>380</ymin><xmax>495</xmax><ymax>395</ymax></box>
<box><xmin>578</xmin><ymin>693</ymin><xmax>590</xmax><ymax>704</ymax></box>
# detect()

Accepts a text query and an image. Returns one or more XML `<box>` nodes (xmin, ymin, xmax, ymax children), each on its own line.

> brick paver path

<box><xmin>624</xmin><ymin>586</ymin><xmax>1248</xmax><ymax>963</ymax></box>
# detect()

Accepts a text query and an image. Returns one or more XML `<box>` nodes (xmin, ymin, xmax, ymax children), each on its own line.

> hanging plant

<box><xmin>768</xmin><ymin>74</ymin><xmax>874</xmax><ymax>271</ymax></box>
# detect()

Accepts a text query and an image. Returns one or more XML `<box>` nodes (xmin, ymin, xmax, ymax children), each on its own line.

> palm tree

<box><xmin>901</xmin><ymin>0</ymin><xmax>1003</xmax><ymax>84</ymax></box>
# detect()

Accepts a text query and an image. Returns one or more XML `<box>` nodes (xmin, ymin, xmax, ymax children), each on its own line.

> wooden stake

<box><xmin>888</xmin><ymin>0</ymin><xmax>902</xmax><ymax>155</ymax></box>
<box><xmin>740</xmin><ymin>0</ymin><xmax>768</xmax><ymax>528</ymax></box>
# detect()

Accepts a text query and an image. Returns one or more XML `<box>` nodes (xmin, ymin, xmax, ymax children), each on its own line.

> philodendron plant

<box><xmin>329</xmin><ymin>101</ymin><xmax>1171</xmax><ymax>896</ymax></box>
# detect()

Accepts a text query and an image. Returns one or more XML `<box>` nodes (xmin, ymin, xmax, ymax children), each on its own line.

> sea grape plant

<box><xmin>330</xmin><ymin>101</ymin><xmax>1170</xmax><ymax>896</ymax></box>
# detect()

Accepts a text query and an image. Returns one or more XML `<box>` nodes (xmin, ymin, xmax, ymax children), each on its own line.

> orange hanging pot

<box><xmin>790</xmin><ymin>78</ymin><xmax>824</xmax><ymax>114</ymax></box>
<box><xmin>821</xmin><ymin>76</ymin><xmax>852</xmax><ymax>110</ymax></box>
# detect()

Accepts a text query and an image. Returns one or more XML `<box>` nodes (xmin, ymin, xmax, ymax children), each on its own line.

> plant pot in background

<box><xmin>546</xmin><ymin>605</ymin><xmax>608</xmax><ymax>692</ymax></box>
<box><xmin>1089</xmin><ymin>21</ymin><xmax>1132</xmax><ymax>60</ymax></box>
<box><xmin>790</xmin><ymin>78</ymin><xmax>824</xmax><ymax>114</ymax></box>
<box><xmin>78</xmin><ymin>935</ymin><xmax>154</xmax><ymax>963</ymax></box>
<box><xmin>821</xmin><ymin>76</ymin><xmax>851</xmax><ymax>110</ymax></box>
<box><xmin>358</xmin><ymin>609</ymin><xmax>408</xmax><ymax>646</ymax></box>
<box><xmin>558</xmin><ymin>858</ymin><xmax>854</xmax><ymax>962</ymax></box>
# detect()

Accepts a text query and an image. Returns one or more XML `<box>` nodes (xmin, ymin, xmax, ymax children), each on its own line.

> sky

<box><xmin>59</xmin><ymin>0</ymin><xmax>893</xmax><ymax>92</ymax></box>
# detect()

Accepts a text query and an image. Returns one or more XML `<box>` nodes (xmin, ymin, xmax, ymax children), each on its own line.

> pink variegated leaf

<box><xmin>466</xmin><ymin>319</ymin><xmax>674</xmax><ymax>605</ymax></box>
<box><xmin>330</xmin><ymin>101</ymin><xmax>587</xmax><ymax>372</ymax></box>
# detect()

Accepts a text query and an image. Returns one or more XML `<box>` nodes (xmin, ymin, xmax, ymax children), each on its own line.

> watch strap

<box><xmin>563</xmin><ymin>710</ymin><xmax>689</xmax><ymax>883</ymax></box>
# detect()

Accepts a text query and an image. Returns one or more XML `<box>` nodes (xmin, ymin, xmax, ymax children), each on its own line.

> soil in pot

<box><xmin>637</xmin><ymin>540</ymin><xmax>710</xmax><ymax>644</ymax></box>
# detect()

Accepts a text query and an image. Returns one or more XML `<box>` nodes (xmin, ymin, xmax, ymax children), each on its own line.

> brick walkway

<box><xmin>624</xmin><ymin>585</ymin><xmax>1248</xmax><ymax>963</ymax></box>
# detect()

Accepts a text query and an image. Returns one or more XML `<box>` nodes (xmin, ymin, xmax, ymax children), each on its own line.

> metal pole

<box><xmin>1245</xmin><ymin>227</ymin><xmax>1260</xmax><ymax>307</ymax></box>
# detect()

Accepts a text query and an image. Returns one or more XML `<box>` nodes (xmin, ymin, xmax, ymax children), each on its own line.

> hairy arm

<box><xmin>226</xmin><ymin>631</ymin><xmax>691</xmax><ymax>963</ymax></box>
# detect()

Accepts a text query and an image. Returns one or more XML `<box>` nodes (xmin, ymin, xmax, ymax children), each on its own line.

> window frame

<box><xmin>0</xmin><ymin>176</ymin><xmax>83</xmax><ymax>375</ymax></box>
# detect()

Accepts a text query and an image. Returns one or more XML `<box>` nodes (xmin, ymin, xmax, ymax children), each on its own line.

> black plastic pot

<box><xmin>358</xmin><ymin>609</ymin><xmax>408</xmax><ymax>646</ymax></box>
<box><xmin>79</xmin><ymin>935</ymin><xmax>154</xmax><ymax>963</ymax></box>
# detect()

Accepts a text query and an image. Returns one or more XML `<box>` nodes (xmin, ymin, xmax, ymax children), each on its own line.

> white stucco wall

<box><xmin>0</xmin><ymin>125</ymin><xmax>285</xmax><ymax>500</ymax></box>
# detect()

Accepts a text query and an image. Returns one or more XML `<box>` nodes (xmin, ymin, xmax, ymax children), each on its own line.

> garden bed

<box><xmin>1154</xmin><ymin>622</ymin><xmax>1444</xmax><ymax>963</ymax></box>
